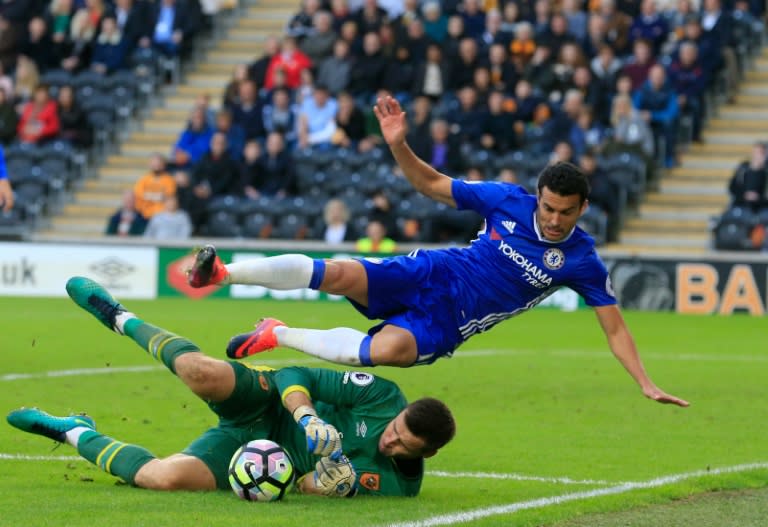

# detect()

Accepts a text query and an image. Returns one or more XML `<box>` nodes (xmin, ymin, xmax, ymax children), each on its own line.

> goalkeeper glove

<box><xmin>313</xmin><ymin>455</ymin><xmax>357</xmax><ymax>497</ymax></box>
<box><xmin>293</xmin><ymin>404</ymin><xmax>342</xmax><ymax>458</ymax></box>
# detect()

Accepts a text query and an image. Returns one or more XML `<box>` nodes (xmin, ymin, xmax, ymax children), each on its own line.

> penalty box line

<box><xmin>0</xmin><ymin>453</ymin><xmax>622</xmax><ymax>485</ymax></box>
<box><xmin>385</xmin><ymin>462</ymin><xmax>768</xmax><ymax>527</ymax></box>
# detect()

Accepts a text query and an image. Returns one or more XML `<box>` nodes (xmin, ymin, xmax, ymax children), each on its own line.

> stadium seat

<box><xmin>73</xmin><ymin>71</ymin><xmax>110</xmax><ymax>99</ymax></box>
<box><xmin>38</xmin><ymin>157</ymin><xmax>73</xmax><ymax>190</ymax></box>
<box><xmin>495</xmin><ymin>150</ymin><xmax>527</xmax><ymax>172</ymax></box>
<box><xmin>13</xmin><ymin>180</ymin><xmax>48</xmax><ymax>219</ymax></box>
<box><xmin>271</xmin><ymin>213</ymin><xmax>309</xmax><ymax>240</ymax></box>
<box><xmin>0</xmin><ymin>206</ymin><xmax>27</xmax><ymax>239</ymax></box>
<box><xmin>207</xmin><ymin>195</ymin><xmax>242</xmax><ymax>214</ymax></box>
<box><xmin>205</xmin><ymin>211</ymin><xmax>241</xmax><ymax>238</ymax></box>
<box><xmin>714</xmin><ymin>221</ymin><xmax>754</xmax><ymax>251</ymax></box>
<box><xmin>339</xmin><ymin>189</ymin><xmax>370</xmax><ymax>217</ymax></box>
<box><xmin>464</xmin><ymin>149</ymin><xmax>496</xmax><ymax>173</ymax></box>
<box><xmin>236</xmin><ymin>196</ymin><xmax>271</xmax><ymax>217</ymax></box>
<box><xmin>5</xmin><ymin>143</ymin><xmax>40</xmax><ymax>163</ymax></box>
<box><xmin>756</xmin><ymin>207</ymin><xmax>768</xmax><ymax>227</ymax></box>
<box><xmin>241</xmin><ymin>212</ymin><xmax>273</xmax><ymax>239</ymax></box>
<box><xmin>41</xmin><ymin>69</ymin><xmax>74</xmax><ymax>96</ymax></box>
<box><xmin>103</xmin><ymin>72</ymin><xmax>139</xmax><ymax>119</ymax></box>
<box><xmin>87</xmin><ymin>109</ymin><xmax>118</xmax><ymax>153</ymax></box>
<box><xmin>351</xmin><ymin>214</ymin><xmax>370</xmax><ymax>236</ymax></box>
<box><xmin>294</xmin><ymin>163</ymin><xmax>317</xmax><ymax>193</ymax></box>
<box><xmin>720</xmin><ymin>204</ymin><xmax>759</xmax><ymax>226</ymax></box>
<box><xmin>287</xmin><ymin>196</ymin><xmax>323</xmax><ymax>218</ymax></box>
<box><xmin>5</xmin><ymin>157</ymin><xmax>36</xmax><ymax>185</ymax></box>
<box><xmin>81</xmin><ymin>94</ymin><xmax>115</xmax><ymax>114</ymax></box>
<box><xmin>303</xmin><ymin>186</ymin><xmax>330</xmax><ymax>203</ymax></box>
<box><xmin>324</xmin><ymin>172</ymin><xmax>362</xmax><ymax>195</ymax></box>
<box><xmin>342</xmin><ymin>149</ymin><xmax>370</xmax><ymax>170</ymax></box>
<box><xmin>577</xmin><ymin>206</ymin><xmax>609</xmax><ymax>246</ymax></box>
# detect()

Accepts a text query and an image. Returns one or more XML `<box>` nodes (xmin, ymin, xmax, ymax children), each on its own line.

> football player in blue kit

<box><xmin>188</xmin><ymin>96</ymin><xmax>688</xmax><ymax>408</ymax></box>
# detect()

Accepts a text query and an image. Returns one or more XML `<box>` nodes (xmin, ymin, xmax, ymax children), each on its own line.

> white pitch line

<box><xmin>386</xmin><ymin>462</ymin><xmax>768</xmax><ymax>527</ymax></box>
<box><xmin>0</xmin><ymin>357</ymin><xmax>321</xmax><ymax>382</ymax></box>
<box><xmin>0</xmin><ymin>365</ymin><xmax>161</xmax><ymax>382</ymax></box>
<box><xmin>0</xmin><ymin>454</ymin><xmax>81</xmax><ymax>461</ymax></box>
<box><xmin>0</xmin><ymin>454</ymin><xmax>622</xmax><ymax>487</ymax></box>
<box><xmin>3</xmin><ymin>348</ymin><xmax>767</xmax><ymax>383</ymax></box>
<box><xmin>426</xmin><ymin>470</ymin><xmax>628</xmax><ymax>486</ymax></box>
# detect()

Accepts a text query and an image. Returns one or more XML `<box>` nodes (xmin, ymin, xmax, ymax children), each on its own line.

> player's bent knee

<box><xmin>322</xmin><ymin>260</ymin><xmax>368</xmax><ymax>303</ymax></box>
<box><xmin>134</xmin><ymin>460</ymin><xmax>181</xmax><ymax>490</ymax></box>
<box><xmin>175</xmin><ymin>355</ymin><xmax>233</xmax><ymax>399</ymax></box>
<box><xmin>135</xmin><ymin>456</ymin><xmax>216</xmax><ymax>491</ymax></box>
<box><xmin>370</xmin><ymin>329</ymin><xmax>418</xmax><ymax>367</ymax></box>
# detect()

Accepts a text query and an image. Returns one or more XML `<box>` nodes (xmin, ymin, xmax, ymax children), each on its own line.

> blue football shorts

<box><xmin>346</xmin><ymin>252</ymin><xmax>462</xmax><ymax>365</ymax></box>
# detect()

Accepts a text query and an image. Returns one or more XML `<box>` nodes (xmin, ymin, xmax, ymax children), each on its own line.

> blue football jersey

<box><xmin>422</xmin><ymin>180</ymin><xmax>617</xmax><ymax>343</ymax></box>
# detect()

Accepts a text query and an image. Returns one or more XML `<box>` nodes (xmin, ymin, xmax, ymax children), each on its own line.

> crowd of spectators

<box><xmin>0</xmin><ymin>0</ymin><xmax>208</xmax><ymax>145</ymax></box>
<box><xmin>121</xmin><ymin>0</ymin><xmax>763</xmax><ymax>247</ymax></box>
<box><xmin>0</xmin><ymin>0</ymin><xmax>218</xmax><ymax>235</ymax></box>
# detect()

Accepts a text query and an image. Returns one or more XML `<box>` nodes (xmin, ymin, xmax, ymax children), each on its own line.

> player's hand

<box><xmin>299</xmin><ymin>414</ymin><xmax>343</xmax><ymax>457</ymax></box>
<box><xmin>643</xmin><ymin>385</ymin><xmax>689</xmax><ymax>407</ymax></box>
<box><xmin>373</xmin><ymin>95</ymin><xmax>407</xmax><ymax>146</ymax></box>
<box><xmin>313</xmin><ymin>455</ymin><xmax>357</xmax><ymax>497</ymax></box>
<box><xmin>0</xmin><ymin>179</ymin><xmax>13</xmax><ymax>212</ymax></box>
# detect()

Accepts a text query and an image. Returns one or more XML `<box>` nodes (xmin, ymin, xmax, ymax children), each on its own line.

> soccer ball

<box><xmin>228</xmin><ymin>439</ymin><xmax>295</xmax><ymax>502</ymax></box>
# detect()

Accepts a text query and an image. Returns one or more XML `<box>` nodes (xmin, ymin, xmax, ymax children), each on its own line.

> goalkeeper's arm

<box><xmin>283</xmin><ymin>390</ymin><xmax>343</xmax><ymax>457</ymax></box>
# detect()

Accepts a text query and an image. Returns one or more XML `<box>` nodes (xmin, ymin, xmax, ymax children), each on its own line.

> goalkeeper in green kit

<box><xmin>7</xmin><ymin>277</ymin><xmax>455</xmax><ymax>497</ymax></box>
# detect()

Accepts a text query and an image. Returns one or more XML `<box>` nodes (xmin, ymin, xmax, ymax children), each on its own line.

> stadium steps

<box><xmin>34</xmin><ymin>0</ymin><xmax>285</xmax><ymax>240</ymax></box>
<box><xmin>613</xmin><ymin>49</ymin><xmax>768</xmax><ymax>253</ymax></box>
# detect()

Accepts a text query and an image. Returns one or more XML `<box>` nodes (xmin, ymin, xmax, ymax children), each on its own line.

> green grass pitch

<box><xmin>1</xmin><ymin>295</ymin><xmax>766</xmax><ymax>526</ymax></box>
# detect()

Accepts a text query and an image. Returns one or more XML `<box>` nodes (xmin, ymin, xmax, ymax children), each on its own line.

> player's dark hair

<box><xmin>536</xmin><ymin>161</ymin><xmax>590</xmax><ymax>204</ymax></box>
<box><xmin>404</xmin><ymin>398</ymin><xmax>456</xmax><ymax>452</ymax></box>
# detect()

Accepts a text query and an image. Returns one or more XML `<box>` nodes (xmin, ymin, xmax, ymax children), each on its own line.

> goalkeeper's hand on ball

<box><xmin>293</xmin><ymin>405</ymin><xmax>342</xmax><ymax>457</ymax></box>
<box><xmin>312</xmin><ymin>455</ymin><xmax>357</xmax><ymax>497</ymax></box>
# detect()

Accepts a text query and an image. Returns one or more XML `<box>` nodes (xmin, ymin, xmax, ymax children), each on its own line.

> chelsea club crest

<box><xmin>542</xmin><ymin>248</ymin><xmax>565</xmax><ymax>270</ymax></box>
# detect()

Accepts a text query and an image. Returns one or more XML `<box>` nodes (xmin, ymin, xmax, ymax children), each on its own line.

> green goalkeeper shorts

<box><xmin>182</xmin><ymin>361</ymin><xmax>286</xmax><ymax>489</ymax></box>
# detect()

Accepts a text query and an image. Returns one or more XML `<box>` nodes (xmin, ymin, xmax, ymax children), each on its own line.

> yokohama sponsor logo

<box><xmin>498</xmin><ymin>240</ymin><xmax>552</xmax><ymax>288</ymax></box>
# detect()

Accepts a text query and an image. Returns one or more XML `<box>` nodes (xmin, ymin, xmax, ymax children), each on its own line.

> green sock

<box><xmin>76</xmin><ymin>430</ymin><xmax>155</xmax><ymax>485</ymax></box>
<box><xmin>123</xmin><ymin>318</ymin><xmax>199</xmax><ymax>374</ymax></box>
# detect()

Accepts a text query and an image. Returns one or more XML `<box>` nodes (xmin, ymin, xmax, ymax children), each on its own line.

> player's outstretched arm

<box><xmin>594</xmin><ymin>305</ymin><xmax>690</xmax><ymax>407</ymax></box>
<box><xmin>0</xmin><ymin>178</ymin><xmax>13</xmax><ymax>212</ymax></box>
<box><xmin>283</xmin><ymin>390</ymin><xmax>343</xmax><ymax>457</ymax></box>
<box><xmin>373</xmin><ymin>95</ymin><xmax>456</xmax><ymax>207</ymax></box>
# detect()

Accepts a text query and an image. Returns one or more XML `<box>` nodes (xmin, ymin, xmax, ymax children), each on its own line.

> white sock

<box><xmin>64</xmin><ymin>426</ymin><xmax>92</xmax><ymax>448</ymax></box>
<box><xmin>225</xmin><ymin>255</ymin><xmax>314</xmax><ymax>289</ymax></box>
<box><xmin>113</xmin><ymin>311</ymin><xmax>136</xmax><ymax>335</ymax></box>
<box><xmin>274</xmin><ymin>326</ymin><xmax>366</xmax><ymax>366</ymax></box>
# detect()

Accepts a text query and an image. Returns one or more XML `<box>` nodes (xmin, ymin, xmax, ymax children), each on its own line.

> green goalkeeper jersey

<box><xmin>272</xmin><ymin>367</ymin><xmax>423</xmax><ymax>497</ymax></box>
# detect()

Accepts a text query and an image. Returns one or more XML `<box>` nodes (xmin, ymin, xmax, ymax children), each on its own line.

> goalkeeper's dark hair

<box><xmin>404</xmin><ymin>398</ymin><xmax>456</xmax><ymax>452</ymax></box>
<box><xmin>536</xmin><ymin>161</ymin><xmax>590</xmax><ymax>204</ymax></box>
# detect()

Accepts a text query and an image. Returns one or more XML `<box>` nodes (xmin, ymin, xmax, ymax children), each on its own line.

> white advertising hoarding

<box><xmin>0</xmin><ymin>243</ymin><xmax>158</xmax><ymax>298</ymax></box>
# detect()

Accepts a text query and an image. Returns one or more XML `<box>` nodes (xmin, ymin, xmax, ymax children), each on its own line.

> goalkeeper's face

<box><xmin>377</xmin><ymin>411</ymin><xmax>428</xmax><ymax>459</ymax></box>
